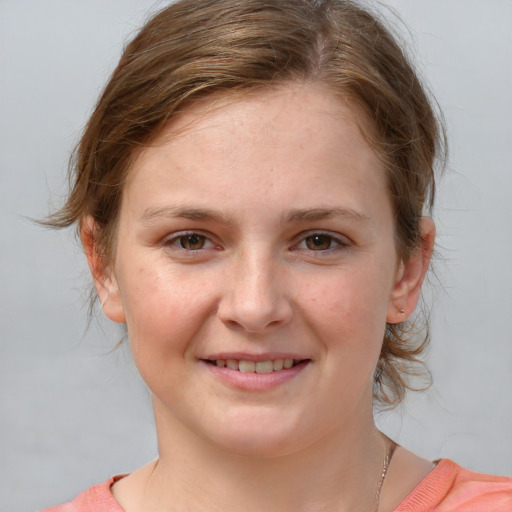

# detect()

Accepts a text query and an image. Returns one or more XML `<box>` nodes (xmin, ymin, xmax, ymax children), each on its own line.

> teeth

<box><xmin>273</xmin><ymin>359</ymin><xmax>284</xmax><ymax>370</ymax></box>
<box><xmin>255</xmin><ymin>361</ymin><xmax>274</xmax><ymax>374</ymax></box>
<box><xmin>239</xmin><ymin>360</ymin><xmax>256</xmax><ymax>373</ymax></box>
<box><xmin>226</xmin><ymin>359</ymin><xmax>238</xmax><ymax>370</ymax></box>
<box><xmin>214</xmin><ymin>358</ymin><xmax>300</xmax><ymax>372</ymax></box>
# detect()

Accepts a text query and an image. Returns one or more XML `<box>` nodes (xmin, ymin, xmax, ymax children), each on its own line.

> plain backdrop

<box><xmin>1</xmin><ymin>1</ymin><xmax>511</xmax><ymax>510</ymax></box>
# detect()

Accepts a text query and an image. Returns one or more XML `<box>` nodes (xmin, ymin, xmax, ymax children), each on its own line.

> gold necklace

<box><xmin>374</xmin><ymin>440</ymin><xmax>396</xmax><ymax>511</ymax></box>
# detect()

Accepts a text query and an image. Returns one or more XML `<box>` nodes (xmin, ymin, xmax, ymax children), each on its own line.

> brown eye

<box><xmin>179</xmin><ymin>234</ymin><xmax>206</xmax><ymax>250</ymax></box>
<box><xmin>304</xmin><ymin>234</ymin><xmax>333</xmax><ymax>251</ymax></box>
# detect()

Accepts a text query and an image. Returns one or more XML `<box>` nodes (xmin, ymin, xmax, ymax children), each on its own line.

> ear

<box><xmin>386</xmin><ymin>218</ymin><xmax>435</xmax><ymax>323</ymax></box>
<box><xmin>81</xmin><ymin>216</ymin><xmax>126</xmax><ymax>324</ymax></box>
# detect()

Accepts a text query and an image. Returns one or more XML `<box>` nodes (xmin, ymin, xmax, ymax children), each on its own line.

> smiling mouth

<box><xmin>203</xmin><ymin>358</ymin><xmax>307</xmax><ymax>373</ymax></box>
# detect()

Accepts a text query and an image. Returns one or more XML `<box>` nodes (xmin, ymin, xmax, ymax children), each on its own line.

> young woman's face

<box><xmin>97</xmin><ymin>83</ymin><xmax>419</xmax><ymax>455</ymax></box>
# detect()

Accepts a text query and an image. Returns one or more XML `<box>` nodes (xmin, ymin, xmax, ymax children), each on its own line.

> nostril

<box><xmin>223</xmin><ymin>318</ymin><xmax>246</xmax><ymax>331</ymax></box>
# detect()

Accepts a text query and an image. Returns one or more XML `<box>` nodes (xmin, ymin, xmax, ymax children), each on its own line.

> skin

<box><xmin>84</xmin><ymin>83</ymin><xmax>435</xmax><ymax>512</ymax></box>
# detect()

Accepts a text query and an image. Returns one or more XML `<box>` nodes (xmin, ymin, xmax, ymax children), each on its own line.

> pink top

<box><xmin>42</xmin><ymin>459</ymin><xmax>512</xmax><ymax>512</ymax></box>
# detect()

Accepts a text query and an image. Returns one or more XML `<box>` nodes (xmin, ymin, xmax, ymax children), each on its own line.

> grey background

<box><xmin>1</xmin><ymin>1</ymin><xmax>511</xmax><ymax>510</ymax></box>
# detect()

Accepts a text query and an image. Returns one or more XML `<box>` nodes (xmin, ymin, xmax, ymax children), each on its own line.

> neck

<box><xmin>140</xmin><ymin>397</ymin><xmax>387</xmax><ymax>512</ymax></box>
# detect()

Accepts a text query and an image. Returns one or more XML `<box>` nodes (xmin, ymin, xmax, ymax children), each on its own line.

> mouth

<box><xmin>202</xmin><ymin>358</ymin><xmax>307</xmax><ymax>374</ymax></box>
<box><xmin>200</xmin><ymin>354</ymin><xmax>311</xmax><ymax>390</ymax></box>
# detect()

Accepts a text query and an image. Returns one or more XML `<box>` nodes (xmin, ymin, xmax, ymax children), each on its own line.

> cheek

<box><xmin>307</xmin><ymin>267</ymin><xmax>390</xmax><ymax>322</ymax></box>
<box><xmin>117</xmin><ymin>263</ymin><xmax>218</xmax><ymax>360</ymax></box>
<box><xmin>300</xmin><ymin>261</ymin><xmax>393</xmax><ymax>346</ymax></box>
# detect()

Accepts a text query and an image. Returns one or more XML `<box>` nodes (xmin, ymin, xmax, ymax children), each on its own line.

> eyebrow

<box><xmin>139</xmin><ymin>205</ymin><xmax>369</xmax><ymax>225</ymax></box>
<box><xmin>284</xmin><ymin>207</ymin><xmax>370</xmax><ymax>223</ymax></box>
<box><xmin>140</xmin><ymin>205</ymin><xmax>234</xmax><ymax>225</ymax></box>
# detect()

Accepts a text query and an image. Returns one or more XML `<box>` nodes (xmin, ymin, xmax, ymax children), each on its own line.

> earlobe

<box><xmin>81</xmin><ymin>217</ymin><xmax>126</xmax><ymax>324</ymax></box>
<box><xmin>386</xmin><ymin>218</ymin><xmax>435</xmax><ymax>324</ymax></box>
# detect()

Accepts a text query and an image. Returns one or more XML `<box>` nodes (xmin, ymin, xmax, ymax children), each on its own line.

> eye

<box><xmin>163</xmin><ymin>231</ymin><xmax>216</xmax><ymax>252</ymax></box>
<box><xmin>304</xmin><ymin>234</ymin><xmax>335</xmax><ymax>251</ymax></box>
<box><xmin>178</xmin><ymin>233</ymin><xmax>207</xmax><ymax>250</ymax></box>
<box><xmin>295</xmin><ymin>232</ymin><xmax>348</xmax><ymax>253</ymax></box>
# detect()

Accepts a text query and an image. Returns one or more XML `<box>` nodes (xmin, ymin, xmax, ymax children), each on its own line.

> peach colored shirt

<box><xmin>42</xmin><ymin>459</ymin><xmax>512</xmax><ymax>512</ymax></box>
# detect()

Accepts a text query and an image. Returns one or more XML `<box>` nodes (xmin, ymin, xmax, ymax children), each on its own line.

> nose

<box><xmin>217</xmin><ymin>251</ymin><xmax>293</xmax><ymax>333</ymax></box>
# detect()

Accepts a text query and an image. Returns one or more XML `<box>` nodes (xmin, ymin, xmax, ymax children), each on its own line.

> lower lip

<box><xmin>201</xmin><ymin>360</ymin><xmax>310</xmax><ymax>391</ymax></box>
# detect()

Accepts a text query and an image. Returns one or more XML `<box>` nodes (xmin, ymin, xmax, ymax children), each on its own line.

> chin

<box><xmin>198</xmin><ymin>408</ymin><xmax>316</xmax><ymax>458</ymax></box>
<box><xmin>211</xmin><ymin>430</ymin><xmax>301</xmax><ymax>458</ymax></box>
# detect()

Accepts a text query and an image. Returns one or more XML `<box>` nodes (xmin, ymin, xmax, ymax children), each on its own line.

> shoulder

<box><xmin>396</xmin><ymin>459</ymin><xmax>512</xmax><ymax>512</ymax></box>
<box><xmin>40</xmin><ymin>475</ymin><xmax>125</xmax><ymax>512</ymax></box>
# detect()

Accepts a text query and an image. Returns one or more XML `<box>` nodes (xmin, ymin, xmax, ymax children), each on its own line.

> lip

<box><xmin>202</xmin><ymin>351</ymin><xmax>308</xmax><ymax>362</ymax></box>
<box><xmin>199</xmin><ymin>353</ymin><xmax>311</xmax><ymax>391</ymax></box>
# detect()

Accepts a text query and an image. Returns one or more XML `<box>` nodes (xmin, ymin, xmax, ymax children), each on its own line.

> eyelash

<box><xmin>294</xmin><ymin>232</ymin><xmax>349</xmax><ymax>253</ymax></box>
<box><xmin>162</xmin><ymin>231</ymin><xmax>217</xmax><ymax>252</ymax></box>
<box><xmin>163</xmin><ymin>231</ymin><xmax>349</xmax><ymax>255</ymax></box>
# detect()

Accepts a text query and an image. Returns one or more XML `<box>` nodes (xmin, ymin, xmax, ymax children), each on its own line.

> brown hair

<box><xmin>46</xmin><ymin>0</ymin><xmax>445</xmax><ymax>407</ymax></box>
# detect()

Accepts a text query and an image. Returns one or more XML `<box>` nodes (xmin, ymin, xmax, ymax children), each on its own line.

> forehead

<box><xmin>123</xmin><ymin>82</ymin><xmax>390</xmax><ymax>223</ymax></box>
<box><xmin>143</xmin><ymin>82</ymin><xmax>365</xmax><ymax>142</ymax></box>
<box><xmin>132</xmin><ymin>83</ymin><xmax>378</xmax><ymax>169</ymax></box>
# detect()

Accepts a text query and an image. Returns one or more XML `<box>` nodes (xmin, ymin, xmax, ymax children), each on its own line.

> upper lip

<box><xmin>200</xmin><ymin>352</ymin><xmax>310</xmax><ymax>362</ymax></box>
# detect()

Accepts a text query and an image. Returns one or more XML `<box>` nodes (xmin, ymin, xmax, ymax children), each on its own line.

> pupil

<box><xmin>307</xmin><ymin>235</ymin><xmax>331</xmax><ymax>250</ymax></box>
<box><xmin>181</xmin><ymin>234</ymin><xmax>204</xmax><ymax>250</ymax></box>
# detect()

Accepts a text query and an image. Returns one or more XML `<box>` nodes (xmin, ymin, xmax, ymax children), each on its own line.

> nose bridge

<box><xmin>218</xmin><ymin>243</ymin><xmax>292</xmax><ymax>332</ymax></box>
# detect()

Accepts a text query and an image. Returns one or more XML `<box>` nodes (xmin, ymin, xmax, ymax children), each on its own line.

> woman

<box><xmin>41</xmin><ymin>0</ymin><xmax>511</xmax><ymax>510</ymax></box>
